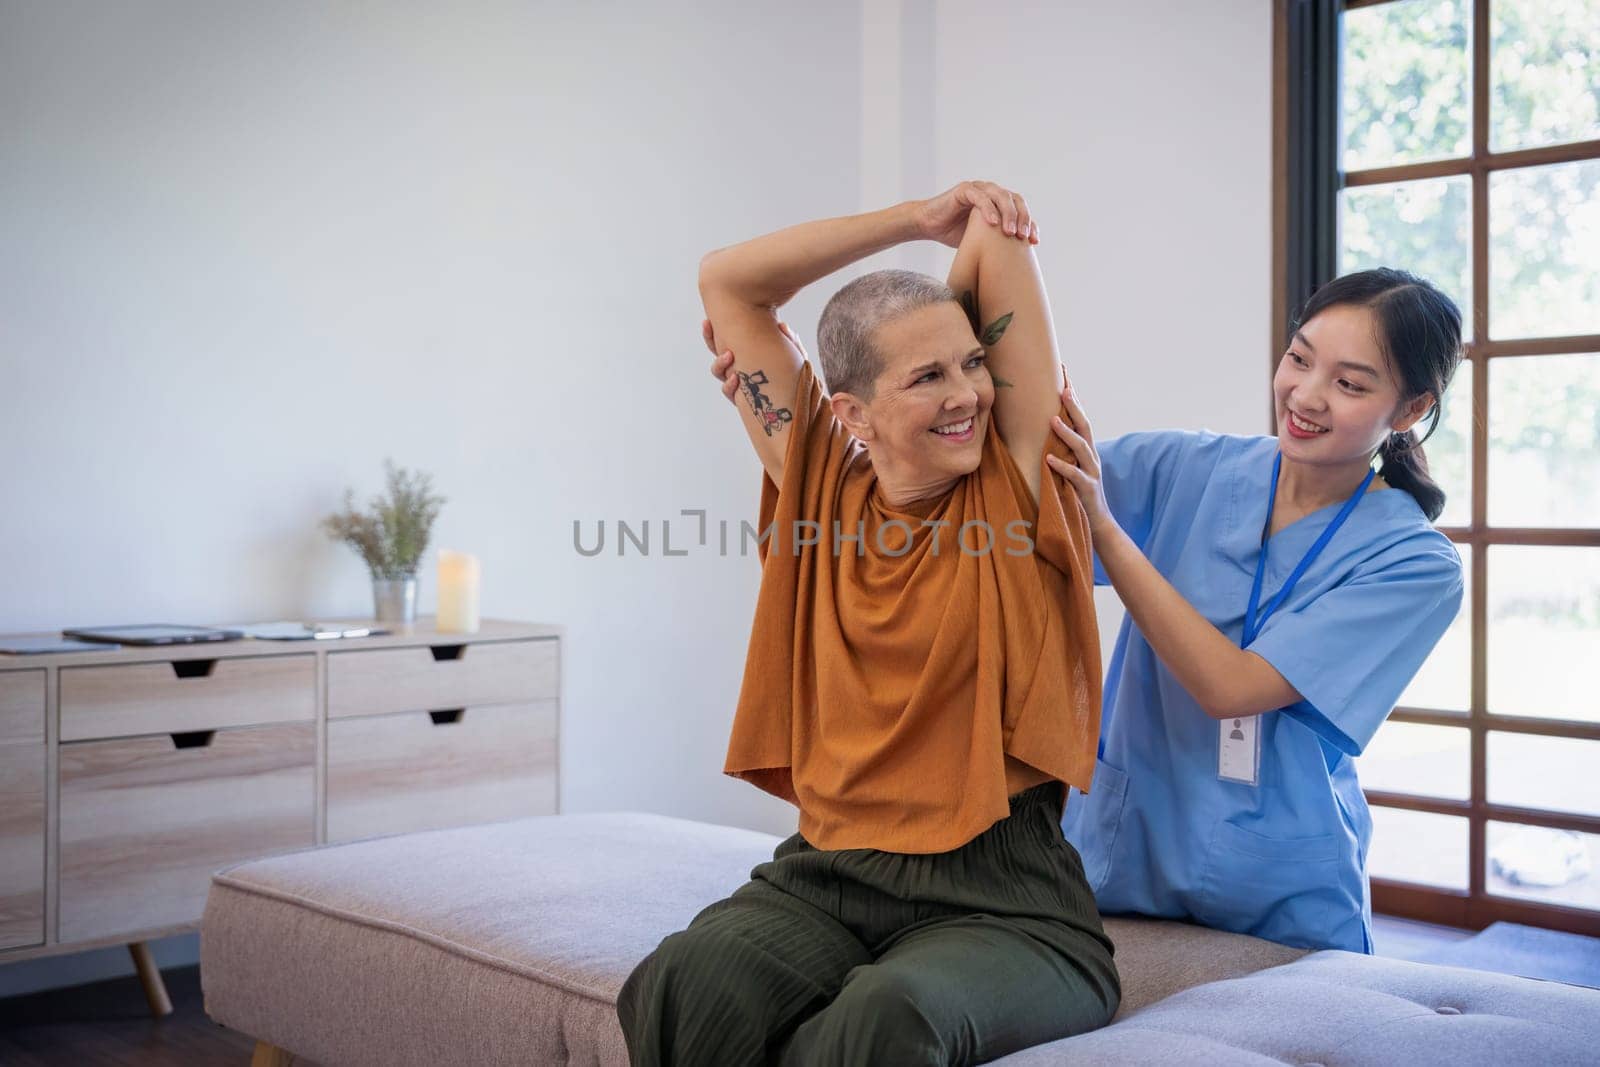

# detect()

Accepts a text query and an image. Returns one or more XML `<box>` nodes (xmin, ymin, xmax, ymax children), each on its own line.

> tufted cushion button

<box><xmin>1436</xmin><ymin>1006</ymin><xmax>1462</xmax><ymax>1015</ymax></box>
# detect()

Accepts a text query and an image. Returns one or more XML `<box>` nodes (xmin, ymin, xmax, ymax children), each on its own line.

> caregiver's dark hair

<box><xmin>1291</xmin><ymin>268</ymin><xmax>1463</xmax><ymax>522</ymax></box>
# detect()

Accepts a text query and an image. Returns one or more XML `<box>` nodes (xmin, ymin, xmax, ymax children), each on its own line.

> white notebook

<box><xmin>231</xmin><ymin>621</ymin><xmax>390</xmax><ymax>641</ymax></box>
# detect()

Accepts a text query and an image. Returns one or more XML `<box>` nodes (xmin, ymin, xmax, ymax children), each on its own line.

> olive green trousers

<box><xmin>616</xmin><ymin>781</ymin><xmax>1120</xmax><ymax>1066</ymax></box>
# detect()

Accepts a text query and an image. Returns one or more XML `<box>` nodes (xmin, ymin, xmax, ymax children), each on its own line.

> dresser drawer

<box><xmin>326</xmin><ymin>700</ymin><xmax>558</xmax><ymax>843</ymax></box>
<box><xmin>0</xmin><ymin>743</ymin><xmax>45</xmax><ymax>950</ymax></box>
<box><xmin>0</xmin><ymin>669</ymin><xmax>44</xmax><ymax>745</ymax></box>
<box><xmin>58</xmin><ymin>722</ymin><xmax>315</xmax><ymax>942</ymax></box>
<box><xmin>327</xmin><ymin>638</ymin><xmax>557</xmax><ymax>720</ymax></box>
<box><xmin>60</xmin><ymin>654</ymin><xmax>314</xmax><ymax>741</ymax></box>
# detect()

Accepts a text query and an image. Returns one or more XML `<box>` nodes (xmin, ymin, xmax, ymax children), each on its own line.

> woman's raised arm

<box><xmin>698</xmin><ymin>204</ymin><xmax>923</xmax><ymax>484</ymax></box>
<box><xmin>699</xmin><ymin>185</ymin><xmax>1036</xmax><ymax>484</ymax></box>
<box><xmin>943</xmin><ymin>185</ymin><xmax>1064</xmax><ymax>504</ymax></box>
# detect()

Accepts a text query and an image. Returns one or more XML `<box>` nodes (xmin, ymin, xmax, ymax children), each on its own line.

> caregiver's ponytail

<box><xmin>1292</xmin><ymin>269</ymin><xmax>1463</xmax><ymax>522</ymax></box>
<box><xmin>1377</xmin><ymin>424</ymin><xmax>1444</xmax><ymax>523</ymax></box>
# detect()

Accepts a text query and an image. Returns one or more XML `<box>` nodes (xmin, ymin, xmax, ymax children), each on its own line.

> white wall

<box><xmin>934</xmin><ymin>1</ymin><xmax>1271</xmax><ymax>433</ymax></box>
<box><xmin>0</xmin><ymin>0</ymin><xmax>861</xmax><ymax>996</ymax></box>
<box><xmin>927</xmin><ymin>0</ymin><xmax>1274</xmax><ymax>643</ymax></box>
<box><xmin>0</xmin><ymin>0</ymin><xmax>1269</xmax><ymax>995</ymax></box>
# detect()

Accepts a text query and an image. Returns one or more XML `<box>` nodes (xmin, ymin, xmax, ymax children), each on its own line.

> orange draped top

<box><xmin>724</xmin><ymin>360</ymin><xmax>1103</xmax><ymax>853</ymax></box>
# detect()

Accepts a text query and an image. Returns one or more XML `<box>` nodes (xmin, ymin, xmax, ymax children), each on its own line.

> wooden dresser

<box><xmin>0</xmin><ymin>617</ymin><xmax>559</xmax><ymax>1010</ymax></box>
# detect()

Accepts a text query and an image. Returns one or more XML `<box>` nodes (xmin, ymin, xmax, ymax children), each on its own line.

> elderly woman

<box><xmin>617</xmin><ymin>181</ymin><xmax>1118</xmax><ymax>1065</ymax></box>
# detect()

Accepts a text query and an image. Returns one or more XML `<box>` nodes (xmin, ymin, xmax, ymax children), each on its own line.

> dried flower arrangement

<box><xmin>320</xmin><ymin>458</ymin><xmax>447</xmax><ymax>580</ymax></box>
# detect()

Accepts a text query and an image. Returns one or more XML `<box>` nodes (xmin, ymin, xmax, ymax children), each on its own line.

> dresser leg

<box><xmin>127</xmin><ymin>940</ymin><xmax>173</xmax><ymax>1018</ymax></box>
<box><xmin>251</xmin><ymin>1039</ymin><xmax>296</xmax><ymax>1066</ymax></box>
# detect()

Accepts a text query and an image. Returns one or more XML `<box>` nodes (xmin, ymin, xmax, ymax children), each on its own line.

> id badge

<box><xmin>1218</xmin><ymin>715</ymin><xmax>1260</xmax><ymax>785</ymax></box>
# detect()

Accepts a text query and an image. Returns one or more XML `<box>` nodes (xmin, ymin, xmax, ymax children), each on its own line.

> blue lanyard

<box><xmin>1243</xmin><ymin>451</ymin><xmax>1375</xmax><ymax>647</ymax></box>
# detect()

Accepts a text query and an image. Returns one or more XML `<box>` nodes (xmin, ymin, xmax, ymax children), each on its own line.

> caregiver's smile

<box><xmin>1284</xmin><ymin>409</ymin><xmax>1329</xmax><ymax>437</ymax></box>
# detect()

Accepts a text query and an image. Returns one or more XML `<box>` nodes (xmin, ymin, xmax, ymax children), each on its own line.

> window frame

<box><xmin>1273</xmin><ymin>0</ymin><xmax>1600</xmax><ymax>937</ymax></box>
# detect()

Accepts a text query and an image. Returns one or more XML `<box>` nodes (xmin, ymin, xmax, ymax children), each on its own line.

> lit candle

<box><xmin>436</xmin><ymin>549</ymin><xmax>481</xmax><ymax>633</ymax></box>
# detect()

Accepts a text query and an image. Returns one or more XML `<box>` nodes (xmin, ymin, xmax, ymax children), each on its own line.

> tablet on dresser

<box><xmin>59</xmin><ymin>623</ymin><xmax>244</xmax><ymax>646</ymax></box>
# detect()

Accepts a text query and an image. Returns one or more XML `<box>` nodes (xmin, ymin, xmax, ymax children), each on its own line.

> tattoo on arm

<box><xmin>736</xmin><ymin>368</ymin><xmax>794</xmax><ymax>437</ymax></box>
<box><xmin>961</xmin><ymin>290</ymin><xmax>1016</xmax><ymax>386</ymax></box>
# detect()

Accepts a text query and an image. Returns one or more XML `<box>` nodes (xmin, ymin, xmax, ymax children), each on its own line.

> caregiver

<box><xmin>1044</xmin><ymin>268</ymin><xmax>1466</xmax><ymax>953</ymax></box>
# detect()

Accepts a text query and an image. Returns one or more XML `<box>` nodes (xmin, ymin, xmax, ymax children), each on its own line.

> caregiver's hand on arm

<box><xmin>1048</xmin><ymin>385</ymin><xmax>1305</xmax><ymax>720</ymax></box>
<box><xmin>939</xmin><ymin>180</ymin><xmax>1060</xmax><ymax>503</ymax></box>
<box><xmin>698</xmin><ymin>202</ymin><xmax>928</xmax><ymax>484</ymax></box>
<box><xmin>705</xmin><ymin>318</ymin><xmax>806</xmax><ymax>407</ymax></box>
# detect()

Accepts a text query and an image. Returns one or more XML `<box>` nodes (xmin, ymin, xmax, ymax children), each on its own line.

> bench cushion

<box><xmin>201</xmin><ymin>812</ymin><xmax>1304</xmax><ymax>1066</ymax></box>
<box><xmin>990</xmin><ymin>949</ymin><xmax>1600</xmax><ymax>1065</ymax></box>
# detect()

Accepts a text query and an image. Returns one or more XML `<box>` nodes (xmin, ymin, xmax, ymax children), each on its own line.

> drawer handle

<box><xmin>429</xmin><ymin>708</ymin><xmax>465</xmax><ymax>725</ymax></box>
<box><xmin>430</xmin><ymin>644</ymin><xmax>466</xmax><ymax>662</ymax></box>
<box><xmin>171</xmin><ymin>659</ymin><xmax>217</xmax><ymax>679</ymax></box>
<box><xmin>171</xmin><ymin>730</ymin><xmax>215</xmax><ymax>749</ymax></box>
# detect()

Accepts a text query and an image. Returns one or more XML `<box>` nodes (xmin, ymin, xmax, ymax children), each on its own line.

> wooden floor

<box><xmin>0</xmin><ymin>963</ymin><xmax>256</xmax><ymax>1066</ymax></box>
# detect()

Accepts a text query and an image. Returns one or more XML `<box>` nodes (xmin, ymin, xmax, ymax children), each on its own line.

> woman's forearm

<box><xmin>1093</xmin><ymin>520</ymin><xmax>1298</xmax><ymax>719</ymax></box>
<box><xmin>699</xmin><ymin>202</ymin><xmax>922</xmax><ymax>307</ymax></box>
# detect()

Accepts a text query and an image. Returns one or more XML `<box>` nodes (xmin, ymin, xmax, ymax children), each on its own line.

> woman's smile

<box><xmin>932</xmin><ymin>414</ymin><xmax>977</xmax><ymax>442</ymax></box>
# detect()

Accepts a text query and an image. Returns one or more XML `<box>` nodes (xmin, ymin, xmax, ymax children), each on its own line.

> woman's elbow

<box><xmin>698</xmin><ymin>251</ymin><xmax>752</xmax><ymax>306</ymax></box>
<box><xmin>697</xmin><ymin>251</ymin><xmax>724</xmax><ymax>289</ymax></box>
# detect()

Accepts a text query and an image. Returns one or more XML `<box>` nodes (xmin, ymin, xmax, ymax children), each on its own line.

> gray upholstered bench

<box><xmin>200</xmin><ymin>812</ymin><xmax>1600</xmax><ymax>1066</ymax></box>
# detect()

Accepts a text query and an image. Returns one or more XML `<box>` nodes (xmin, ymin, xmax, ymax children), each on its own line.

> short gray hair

<box><xmin>816</xmin><ymin>269</ymin><xmax>957</xmax><ymax>398</ymax></box>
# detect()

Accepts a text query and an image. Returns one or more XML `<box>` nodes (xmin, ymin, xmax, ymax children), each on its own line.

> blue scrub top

<box><xmin>1061</xmin><ymin>430</ymin><xmax>1464</xmax><ymax>953</ymax></box>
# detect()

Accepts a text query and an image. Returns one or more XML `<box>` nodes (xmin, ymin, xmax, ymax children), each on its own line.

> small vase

<box><xmin>372</xmin><ymin>575</ymin><xmax>417</xmax><ymax>624</ymax></box>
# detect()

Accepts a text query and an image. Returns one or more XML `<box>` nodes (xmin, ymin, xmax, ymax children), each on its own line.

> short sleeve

<box><xmin>1247</xmin><ymin>540</ymin><xmax>1465</xmax><ymax>757</ymax></box>
<box><xmin>1092</xmin><ymin>430</ymin><xmax>1200</xmax><ymax>585</ymax></box>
